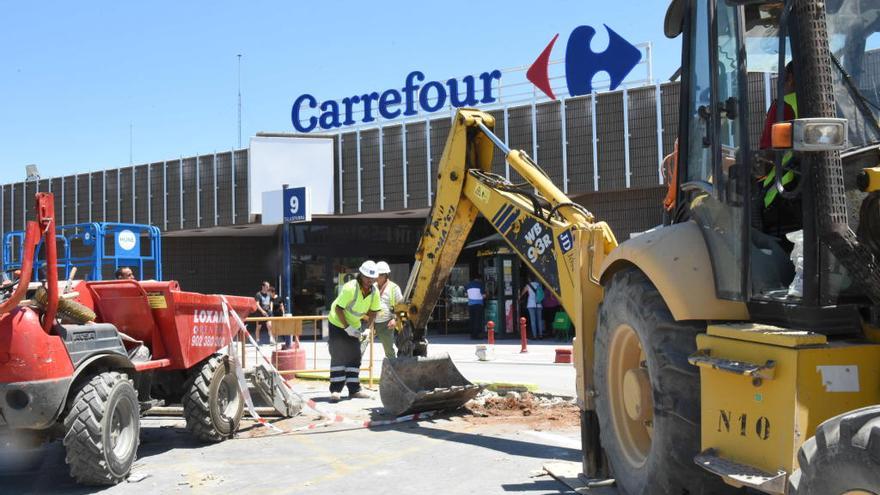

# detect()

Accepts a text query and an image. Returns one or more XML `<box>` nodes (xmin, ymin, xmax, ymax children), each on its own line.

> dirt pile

<box><xmin>463</xmin><ymin>391</ymin><xmax>580</xmax><ymax>430</ymax></box>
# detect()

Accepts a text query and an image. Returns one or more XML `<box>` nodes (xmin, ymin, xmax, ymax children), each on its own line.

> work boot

<box><xmin>329</xmin><ymin>392</ymin><xmax>341</xmax><ymax>403</ymax></box>
<box><xmin>349</xmin><ymin>389</ymin><xmax>372</xmax><ymax>399</ymax></box>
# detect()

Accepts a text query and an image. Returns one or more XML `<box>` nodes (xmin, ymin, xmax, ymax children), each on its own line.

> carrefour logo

<box><xmin>291</xmin><ymin>70</ymin><xmax>502</xmax><ymax>133</ymax></box>
<box><xmin>527</xmin><ymin>24</ymin><xmax>641</xmax><ymax>99</ymax></box>
<box><xmin>289</xmin><ymin>24</ymin><xmax>640</xmax><ymax>133</ymax></box>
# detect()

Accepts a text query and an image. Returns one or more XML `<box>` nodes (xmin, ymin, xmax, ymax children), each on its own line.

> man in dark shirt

<box><xmin>254</xmin><ymin>281</ymin><xmax>272</xmax><ymax>344</ymax></box>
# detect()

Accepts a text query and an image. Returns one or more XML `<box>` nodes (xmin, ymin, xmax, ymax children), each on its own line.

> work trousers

<box><xmin>469</xmin><ymin>304</ymin><xmax>484</xmax><ymax>339</ymax></box>
<box><xmin>374</xmin><ymin>320</ymin><xmax>396</xmax><ymax>358</ymax></box>
<box><xmin>328</xmin><ymin>323</ymin><xmax>362</xmax><ymax>394</ymax></box>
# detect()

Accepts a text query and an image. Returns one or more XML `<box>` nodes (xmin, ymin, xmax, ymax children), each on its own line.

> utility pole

<box><xmin>129</xmin><ymin>123</ymin><xmax>133</xmax><ymax>165</ymax></box>
<box><xmin>237</xmin><ymin>54</ymin><xmax>242</xmax><ymax>149</ymax></box>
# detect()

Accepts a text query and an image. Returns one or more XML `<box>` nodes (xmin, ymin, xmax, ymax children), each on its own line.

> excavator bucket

<box><xmin>379</xmin><ymin>354</ymin><xmax>483</xmax><ymax>416</ymax></box>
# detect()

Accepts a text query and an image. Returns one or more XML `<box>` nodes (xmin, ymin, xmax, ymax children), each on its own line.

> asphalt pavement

<box><xmin>0</xmin><ymin>333</ymin><xmax>584</xmax><ymax>494</ymax></box>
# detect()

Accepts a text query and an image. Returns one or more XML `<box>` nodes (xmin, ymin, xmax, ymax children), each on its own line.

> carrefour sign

<box><xmin>290</xmin><ymin>24</ymin><xmax>642</xmax><ymax>133</ymax></box>
<box><xmin>291</xmin><ymin>69</ymin><xmax>502</xmax><ymax>133</ymax></box>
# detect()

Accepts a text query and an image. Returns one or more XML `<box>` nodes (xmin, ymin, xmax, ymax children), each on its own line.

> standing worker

<box><xmin>327</xmin><ymin>260</ymin><xmax>381</xmax><ymax>403</ymax></box>
<box><xmin>254</xmin><ymin>281</ymin><xmax>272</xmax><ymax>345</ymax></box>
<box><xmin>374</xmin><ymin>261</ymin><xmax>404</xmax><ymax>358</ymax></box>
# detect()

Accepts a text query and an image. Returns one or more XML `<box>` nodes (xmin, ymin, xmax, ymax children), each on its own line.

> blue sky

<box><xmin>0</xmin><ymin>1</ymin><xmax>680</xmax><ymax>184</ymax></box>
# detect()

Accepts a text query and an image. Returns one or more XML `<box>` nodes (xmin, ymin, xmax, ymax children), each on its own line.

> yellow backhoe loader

<box><xmin>379</xmin><ymin>0</ymin><xmax>880</xmax><ymax>493</ymax></box>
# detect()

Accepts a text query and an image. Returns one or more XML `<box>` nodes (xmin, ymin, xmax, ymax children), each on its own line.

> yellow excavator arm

<box><xmin>395</xmin><ymin>108</ymin><xmax>617</xmax><ymax>408</ymax></box>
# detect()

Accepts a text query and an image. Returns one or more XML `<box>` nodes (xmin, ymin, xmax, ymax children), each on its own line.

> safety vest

<box><xmin>328</xmin><ymin>279</ymin><xmax>380</xmax><ymax>328</ymax></box>
<box><xmin>376</xmin><ymin>280</ymin><xmax>401</xmax><ymax>324</ymax></box>
<box><xmin>763</xmin><ymin>92</ymin><xmax>798</xmax><ymax>207</ymax></box>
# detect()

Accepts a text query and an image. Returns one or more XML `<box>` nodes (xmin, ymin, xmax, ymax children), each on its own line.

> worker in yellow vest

<box><xmin>374</xmin><ymin>261</ymin><xmax>404</xmax><ymax>358</ymax></box>
<box><xmin>327</xmin><ymin>260</ymin><xmax>381</xmax><ymax>403</ymax></box>
<box><xmin>759</xmin><ymin>63</ymin><xmax>798</xmax><ymax>202</ymax></box>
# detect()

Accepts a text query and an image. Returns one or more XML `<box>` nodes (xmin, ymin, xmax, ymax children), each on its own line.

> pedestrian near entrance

<box><xmin>327</xmin><ymin>260</ymin><xmax>381</xmax><ymax>402</ymax></box>
<box><xmin>374</xmin><ymin>261</ymin><xmax>404</xmax><ymax>358</ymax></box>
<box><xmin>466</xmin><ymin>275</ymin><xmax>486</xmax><ymax>340</ymax></box>
<box><xmin>254</xmin><ymin>281</ymin><xmax>272</xmax><ymax>345</ymax></box>
<box><xmin>521</xmin><ymin>277</ymin><xmax>545</xmax><ymax>339</ymax></box>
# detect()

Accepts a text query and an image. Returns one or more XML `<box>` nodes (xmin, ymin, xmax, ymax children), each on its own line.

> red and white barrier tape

<box><xmin>221</xmin><ymin>298</ymin><xmax>438</xmax><ymax>435</ymax></box>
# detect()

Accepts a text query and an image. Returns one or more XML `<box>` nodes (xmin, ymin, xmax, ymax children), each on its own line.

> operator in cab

<box><xmin>326</xmin><ymin>260</ymin><xmax>381</xmax><ymax>403</ymax></box>
<box><xmin>757</xmin><ymin>61</ymin><xmax>802</xmax><ymax>237</ymax></box>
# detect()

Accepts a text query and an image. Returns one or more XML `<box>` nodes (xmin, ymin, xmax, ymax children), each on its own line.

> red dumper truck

<box><xmin>0</xmin><ymin>192</ymin><xmax>256</xmax><ymax>485</ymax></box>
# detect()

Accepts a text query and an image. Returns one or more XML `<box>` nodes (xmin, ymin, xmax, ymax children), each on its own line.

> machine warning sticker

<box><xmin>504</xmin><ymin>216</ymin><xmax>560</xmax><ymax>293</ymax></box>
<box><xmin>473</xmin><ymin>183</ymin><xmax>490</xmax><ymax>204</ymax></box>
<box><xmin>817</xmin><ymin>365</ymin><xmax>860</xmax><ymax>392</ymax></box>
<box><xmin>146</xmin><ymin>292</ymin><xmax>167</xmax><ymax>309</ymax></box>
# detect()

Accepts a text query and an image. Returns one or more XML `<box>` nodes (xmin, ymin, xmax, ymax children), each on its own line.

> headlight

<box><xmin>771</xmin><ymin>118</ymin><xmax>848</xmax><ymax>151</ymax></box>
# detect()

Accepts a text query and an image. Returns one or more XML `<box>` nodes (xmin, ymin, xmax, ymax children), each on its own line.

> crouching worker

<box><xmin>327</xmin><ymin>260</ymin><xmax>381</xmax><ymax>403</ymax></box>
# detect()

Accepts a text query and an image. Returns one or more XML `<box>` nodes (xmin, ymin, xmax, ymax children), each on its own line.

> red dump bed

<box><xmin>86</xmin><ymin>280</ymin><xmax>256</xmax><ymax>370</ymax></box>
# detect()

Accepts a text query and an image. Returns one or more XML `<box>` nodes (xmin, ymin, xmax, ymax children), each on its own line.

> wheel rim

<box><xmin>109</xmin><ymin>395</ymin><xmax>136</xmax><ymax>460</ymax></box>
<box><xmin>217</xmin><ymin>374</ymin><xmax>241</xmax><ymax>420</ymax></box>
<box><xmin>607</xmin><ymin>324</ymin><xmax>653</xmax><ymax>468</ymax></box>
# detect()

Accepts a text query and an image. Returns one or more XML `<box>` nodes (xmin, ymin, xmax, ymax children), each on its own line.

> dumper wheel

<box><xmin>62</xmin><ymin>371</ymin><xmax>139</xmax><ymax>485</ymax></box>
<box><xmin>788</xmin><ymin>406</ymin><xmax>880</xmax><ymax>494</ymax></box>
<box><xmin>595</xmin><ymin>268</ymin><xmax>733</xmax><ymax>494</ymax></box>
<box><xmin>183</xmin><ymin>353</ymin><xmax>243</xmax><ymax>442</ymax></box>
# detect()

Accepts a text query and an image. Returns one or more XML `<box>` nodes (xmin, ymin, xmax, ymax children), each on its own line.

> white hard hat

<box><xmin>359</xmin><ymin>260</ymin><xmax>379</xmax><ymax>278</ymax></box>
<box><xmin>376</xmin><ymin>261</ymin><xmax>391</xmax><ymax>274</ymax></box>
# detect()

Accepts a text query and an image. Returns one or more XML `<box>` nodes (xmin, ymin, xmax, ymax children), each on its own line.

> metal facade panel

<box><xmin>134</xmin><ymin>165</ymin><xmax>149</xmax><ymax>225</ymax></box>
<box><xmin>486</xmin><ymin>109</ymin><xmax>507</xmax><ymax>176</ymax></box>
<box><xmin>233</xmin><ymin>150</ymin><xmax>248</xmax><ymax>224</ymax></box>
<box><xmin>215</xmin><ymin>153</ymin><xmax>233</xmax><ymax>226</ymax></box>
<box><xmin>90</xmin><ymin>173</ymin><xmax>104</xmax><ymax>222</ymax></box>
<box><xmin>660</xmin><ymin>82</ymin><xmax>680</xmax><ymax>157</ymax></box>
<box><xmin>536</xmin><ymin>101</ymin><xmax>564</xmax><ymax>186</ymax></box>
<box><xmin>50</xmin><ymin>179</ymin><xmax>63</xmax><ymax>223</ymax></box>
<box><xmin>382</xmin><ymin>125</ymin><xmax>405</xmax><ymax>211</ymax></box>
<box><xmin>119</xmin><ymin>168</ymin><xmax>134</xmax><ymax>223</ymax></box>
<box><xmin>576</xmin><ymin>186</ymin><xmax>665</xmax><ymax>238</ymax></box>
<box><xmin>747</xmin><ymin>72</ymin><xmax>769</xmax><ymax>152</ymax></box>
<box><xmin>429</xmin><ymin>117</ymin><xmax>451</xmax><ymax>188</ymax></box>
<box><xmin>4</xmin><ymin>185</ymin><xmax>13</xmax><ymax>232</ymax></box>
<box><xmin>597</xmin><ymin>91</ymin><xmax>626</xmax><ymax>191</ymax></box>
<box><xmin>506</xmin><ymin>106</ymin><xmax>533</xmax><ymax>185</ymax></box>
<box><xmin>24</xmin><ymin>181</ymin><xmax>37</xmax><ymax>225</ymax></box>
<box><xmin>628</xmin><ymin>86</ymin><xmax>660</xmax><ymax>188</ymax></box>
<box><xmin>405</xmin><ymin>122</ymin><xmax>428</xmax><ymax>209</ymax></box>
<box><xmin>104</xmin><ymin>170</ymin><xmax>119</xmax><ymax>222</ymax></box>
<box><xmin>565</xmin><ymin>96</ymin><xmax>594</xmax><ymax>194</ymax></box>
<box><xmin>76</xmin><ymin>174</ymin><xmax>90</xmax><ymax>223</ymax></box>
<box><xmin>149</xmin><ymin>163</ymin><xmax>163</xmax><ymax>226</ymax></box>
<box><xmin>197</xmin><ymin>155</ymin><xmax>215</xmax><ymax>226</ymax></box>
<box><xmin>37</xmin><ymin>179</ymin><xmax>49</xmax><ymax>193</ymax></box>
<box><xmin>360</xmin><ymin>129</ymin><xmax>381</xmax><ymax>212</ymax></box>
<box><xmin>182</xmin><ymin>157</ymin><xmax>198</xmax><ymax>230</ymax></box>
<box><xmin>165</xmin><ymin>160</ymin><xmax>181</xmax><ymax>230</ymax></box>
<box><xmin>340</xmin><ymin>132</ymin><xmax>358</xmax><ymax>214</ymax></box>
<box><xmin>62</xmin><ymin>177</ymin><xmax>76</xmax><ymax>227</ymax></box>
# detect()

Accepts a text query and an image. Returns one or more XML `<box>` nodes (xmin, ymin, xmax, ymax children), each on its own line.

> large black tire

<box><xmin>595</xmin><ymin>269</ymin><xmax>735</xmax><ymax>494</ymax></box>
<box><xmin>788</xmin><ymin>406</ymin><xmax>880</xmax><ymax>494</ymax></box>
<box><xmin>183</xmin><ymin>353</ymin><xmax>243</xmax><ymax>442</ymax></box>
<box><xmin>62</xmin><ymin>371</ymin><xmax>140</xmax><ymax>485</ymax></box>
